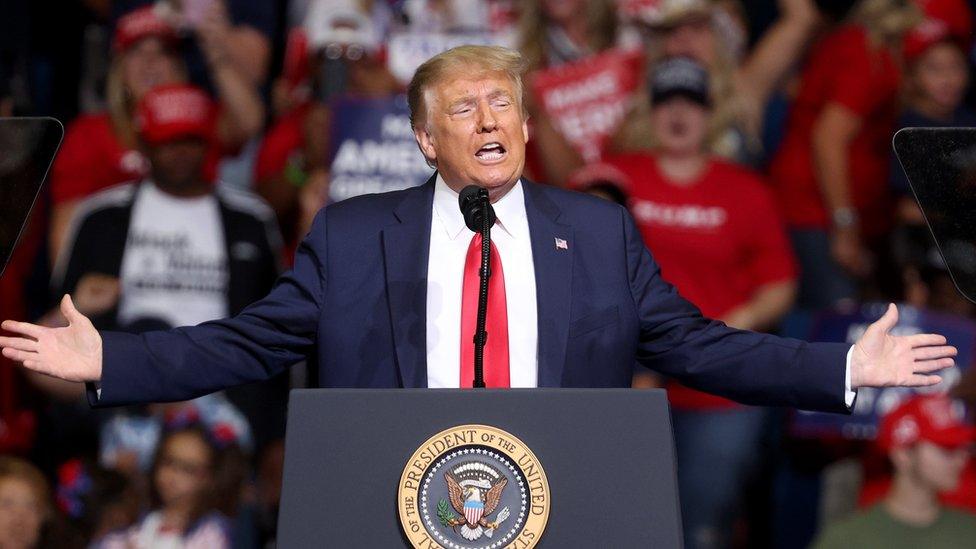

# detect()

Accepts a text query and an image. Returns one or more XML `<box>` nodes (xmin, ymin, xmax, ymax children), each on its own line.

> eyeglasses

<box><xmin>322</xmin><ymin>43</ymin><xmax>366</xmax><ymax>62</ymax></box>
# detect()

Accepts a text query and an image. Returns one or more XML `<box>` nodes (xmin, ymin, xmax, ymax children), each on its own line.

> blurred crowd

<box><xmin>1</xmin><ymin>0</ymin><xmax>976</xmax><ymax>548</ymax></box>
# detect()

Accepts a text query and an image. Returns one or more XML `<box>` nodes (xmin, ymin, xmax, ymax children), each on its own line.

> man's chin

<box><xmin>481</xmin><ymin>178</ymin><xmax>519</xmax><ymax>202</ymax></box>
<box><xmin>440</xmin><ymin>166</ymin><xmax>521</xmax><ymax>199</ymax></box>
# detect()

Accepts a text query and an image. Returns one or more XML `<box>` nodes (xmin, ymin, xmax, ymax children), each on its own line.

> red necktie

<box><xmin>460</xmin><ymin>232</ymin><xmax>510</xmax><ymax>388</ymax></box>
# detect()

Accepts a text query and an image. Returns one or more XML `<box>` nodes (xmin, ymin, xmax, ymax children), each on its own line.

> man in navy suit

<box><xmin>0</xmin><ymin>46</ymin><xmax>957</xmax><ymax>412</ymax></box>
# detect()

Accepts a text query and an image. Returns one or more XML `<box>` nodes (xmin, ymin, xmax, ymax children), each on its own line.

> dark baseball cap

<box><xmin>649</xmin><ymin>57</ymin><xmax>710</xmax><ymax>108</ymax></box>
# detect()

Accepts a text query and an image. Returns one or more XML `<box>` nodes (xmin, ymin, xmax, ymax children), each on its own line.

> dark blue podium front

<box><xmin>278</xmin><ymin>388</ymin><xmax>682</xmax><ymax>548</ymax></box>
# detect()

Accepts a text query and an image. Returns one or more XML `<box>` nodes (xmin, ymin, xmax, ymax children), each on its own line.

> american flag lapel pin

<box><xmin>554</xmin><ymin>237</ymin><xmax>568</xmax><ymax>250</ymax></box>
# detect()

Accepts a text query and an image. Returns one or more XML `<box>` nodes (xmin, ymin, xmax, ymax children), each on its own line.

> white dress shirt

<box><xmin>423</xmin><ymin>175</ymin><xmax>855</xmax><ymax>404</ymax></box>
<box><xmin>426</xmin><ymin>176</ymin><xmax>538</xmax><ymax>388</ymax></box>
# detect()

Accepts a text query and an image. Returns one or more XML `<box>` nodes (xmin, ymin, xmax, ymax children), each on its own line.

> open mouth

<box><xmin>475</xmin><ymin>142</ymin><xmax>507</xmax><ymax>162</ymax></box>
<box><xmin>668</xmin><ymin>120</ymin><xmax>689</xmax><ymax>138</ymax></box>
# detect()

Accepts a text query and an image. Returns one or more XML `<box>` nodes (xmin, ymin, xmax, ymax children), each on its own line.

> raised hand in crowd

<box><xmin>162</xmin><ymin>0</ymin><xmax>271</xmax><ymax>86</ymax></box>
<box><xmin>831</xmin><ymin>223</ymin><xmax>872</xmax><ymax>277</ymax></box>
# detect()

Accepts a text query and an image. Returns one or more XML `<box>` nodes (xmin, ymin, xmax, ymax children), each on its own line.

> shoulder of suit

<box><xmin>527</xmin><ymin>181</ymin><xmax>626</xmax><ymax>218</ymax></box>
<box><xmin>324</xmin><ymin>184</ymin><xmax>424</xmax><ymax>222</ymax></box>
<box><xmin>215</xmin><ymin>185</ymin><xmax>276</xmax><ymax>223</ymax></box>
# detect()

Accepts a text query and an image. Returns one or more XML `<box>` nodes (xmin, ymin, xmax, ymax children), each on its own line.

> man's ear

<box><xmin>521</xmin><ymin>117</ymin><xmax>529</xmax><ymax>144</ymax></box>
<box><xmin>414</xmin><ymin>126</ymin><xmax>437</xmax><ymax>166</ymax></box>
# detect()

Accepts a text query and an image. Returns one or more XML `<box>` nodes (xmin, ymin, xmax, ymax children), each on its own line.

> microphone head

<box><xmin>458</xmin><ymin>185</ymin><xmax>495</xmax><ymax>232</ymax></box>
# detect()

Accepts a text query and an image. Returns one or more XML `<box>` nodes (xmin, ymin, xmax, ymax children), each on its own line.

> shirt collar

<box><xmin>432</xmin><ymin>174</ymin><xmax>526</xmax><ymax>240</ymax></box>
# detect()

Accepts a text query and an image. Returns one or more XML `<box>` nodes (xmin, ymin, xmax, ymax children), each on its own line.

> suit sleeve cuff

<box><xmin>845</xmin><ymin>345</ymin><xmax>857</xmax><ymax>409</ymax></box>
<box><xmin>85</xmin><ymin>381</ymin><xmax>102</xmax><ymax>407</ymax></box>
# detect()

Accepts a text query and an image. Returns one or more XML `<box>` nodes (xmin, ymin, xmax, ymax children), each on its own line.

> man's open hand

<box><xmin>850</xmin><ymin>303</ymin><xmax>956</xmax><ymax>389</ymax></box>
<box><xmin>0</xmin><ymin>295</ymin><xmax>102</xmax><ymax>382</ymax></box>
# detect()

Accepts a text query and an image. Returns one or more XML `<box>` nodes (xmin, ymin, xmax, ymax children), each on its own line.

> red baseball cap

<box><xmin>904</xmin><ymin>0</ymin><xmax>973</xmax><ymax>62</ymax></box>
<box><xmin>135</xmin><ymin>84</ymin><xmax>216</xmax><ymax>146</ymax></box>
<box><xmin>113</xmin><ymin>6</ymin><xmax>178</xmax><ymax>53</ymax></box>
<box><xmin>878</xmin><ymin>394</ymin><xmax>976</xmax><ymax>451</ymax></box>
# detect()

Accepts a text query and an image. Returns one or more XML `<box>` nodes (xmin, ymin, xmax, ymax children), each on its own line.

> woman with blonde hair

<box><xmin>517</xmin><ymin>0</ymin><xmax>619</xmax><ymax>69</ymax></box>
<box><xmin>769</xmin><ymin>0</ymin><xmax>919</xmax><ymax>308</ymax></box>
<box><xmin>47</xmin><ymin>5</ymin><xmax>264</xmax><ymax>263</ymax></box>
<box><xmin>514</xmin><ymin>0</ymin><xmax>619</xmax><ymax>185</ymax></box>
<box><xmin>614</xmin><ymin>0</ymin><xmax>823</xmax><ymax>165</ymax></box>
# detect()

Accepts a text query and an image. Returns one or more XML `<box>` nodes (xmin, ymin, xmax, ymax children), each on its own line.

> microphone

<box><xmin>457</xmin><ymin>185</ymin><xmax>495</xmax><ymax>389</ymax></box>
<box><xmin>458</xmin><ymin>185</ymin><xmax>496</xmax><ymax>233</ymax></box>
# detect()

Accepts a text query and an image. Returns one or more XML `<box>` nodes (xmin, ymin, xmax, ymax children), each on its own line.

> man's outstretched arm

<box><xmin>1</xmin><ymin>211</ymin><xmax>330</xmax><ymax>406</ymax></box>
<box><xmin>621</xmin><ymin>208</ymin><xmax>956</xmax><ymax>413</ymax></box>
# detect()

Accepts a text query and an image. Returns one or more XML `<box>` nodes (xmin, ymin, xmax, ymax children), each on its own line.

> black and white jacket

<box><xmin>52</xmin><ymin>180</ymin><xmax>283</xmax><ymax>328</ymax></box>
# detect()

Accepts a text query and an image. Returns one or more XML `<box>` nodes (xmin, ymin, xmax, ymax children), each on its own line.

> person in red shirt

<box><xmin>614</xmin><ymin>0</ymin><xmax>822</xmax><ymax>166</ymax></box>
<box><xmin>768</xmin><ymin>0</ymin><xmax>919</xmax><ymax>309</ymax></box>
<box><xmin>585</xmin><ymin>57</ymin><xmax>798</xmax><ymax>549</ymax></box>
<box><xmin>254</xmin><ymin>2</ymin><xmax>401</xmax><ymax>259</ymax></box>
<box><xmin>48</xmin><ymin>5</ymin><xmax>264</xmax><ymax>264</ymax></box>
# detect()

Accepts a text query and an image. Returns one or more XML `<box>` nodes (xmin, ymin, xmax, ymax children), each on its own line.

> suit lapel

<box><xmin>381</xmin><ymin>176</ymin><xmax>435</xmax><ymax>388</ymax></box>
<box><xmin>523</xmin><ymin>181</ymin><xmax>574</xmax><ymax>387</ymax></box>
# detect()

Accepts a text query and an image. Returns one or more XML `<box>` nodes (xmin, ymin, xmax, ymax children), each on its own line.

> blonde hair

<box><xmin>516</xmin><ymin>0</ymin><xmax>618</xmax><ymax>71</ymax></box>
<box><xmin>105</xmin><ymin>57</ymin><xmax>139</xmax><ymax>148</ymax></box>
<box><xmin>611</xmin><ymin>11</ymin><xmax>749</xmax><ymax>158</ymax></box>
<box><xmin>407</xmin><ymin>45</ymin><xmax>527</xmax><ymax>130</ymax></box>
<box><xmin>104</xmin><ymin>43</ymin><xmax>186</xmax><ymax>148</ymax></box>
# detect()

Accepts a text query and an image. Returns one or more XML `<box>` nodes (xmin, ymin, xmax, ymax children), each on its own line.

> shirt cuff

<box><xmin>84</xmin><ymin>381</ymin><xmax>102</xmax><ymax>407</ymax></box>
<box><xmin>844</xmin><ymin>345</ymin><xmax>857</xmax><ymax>409</ymax></box>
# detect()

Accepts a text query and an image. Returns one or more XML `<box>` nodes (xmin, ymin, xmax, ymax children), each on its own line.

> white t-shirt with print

<box><xmin>117</xmin><ymin>182</ymin><xmax>229</xmax><ymax>328</ymax></box>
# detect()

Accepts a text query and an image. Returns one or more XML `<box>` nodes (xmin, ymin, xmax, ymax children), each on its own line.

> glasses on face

<box><xmin>159</xmin><ymin>454</ymin><xmax>209</xmax><ymax>478</ymax></box>
<box><xmin>322</xmin><ymin>43</ymin><xmax>366</xmax><ymax>62</ymax></box>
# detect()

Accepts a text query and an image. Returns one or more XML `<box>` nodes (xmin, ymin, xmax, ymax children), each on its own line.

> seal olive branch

<box><xmin>438</xmin><ymin>499</ymin><xmax>464</xmax><ymax>529</ymax></box>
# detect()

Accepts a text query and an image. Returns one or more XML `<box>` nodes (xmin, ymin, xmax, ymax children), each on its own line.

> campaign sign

<box><xmin>327</xmin><ymin>94</ymin><xmax>433</xmax><ymax>203</ymax></box>
<box><xmin>386</xmin><ymin>32</ymin><xmax>505</xmax><ymax>85</ymax></box>
<box><xmin>530</xmin><ymin>48</ymin><xmax>644</xmax><ymax>163</ymax></box>
<box><xmin>790</xmin><ymin>303</ymin><xmax>975</xmax><ymax>440</ymax></box>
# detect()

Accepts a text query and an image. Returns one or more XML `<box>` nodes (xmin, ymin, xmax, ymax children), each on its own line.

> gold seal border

<box><xmin>397</xmin><ymin>424</ymin><xmax>551</xmax><ymax>549</ymax></box>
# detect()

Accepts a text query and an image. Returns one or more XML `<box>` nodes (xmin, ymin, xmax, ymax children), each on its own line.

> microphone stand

<box><xmin>473</xmin><ymin>198</ymin><xmax>491</xmax><ymax>389</ymax></box>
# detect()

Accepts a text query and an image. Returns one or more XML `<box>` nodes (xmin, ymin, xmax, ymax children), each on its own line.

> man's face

<box><xmin>147</xmin><ymin>137</ymin><xmax>209</xmax><ymax>194</ymax></box>
<box><xmin>650</xmin><ymin>97</ymin><xmax>709</xmax><ymax>156</ymax></box>
<box><xmin>897</xmin><ymin>440</ymin><xmax>970</xmax><ymax>492</ymax></box>
<box><xmin>414</xmin><ymin>71</ymin><xmax>528</xmax><ymax>202</ymax></box>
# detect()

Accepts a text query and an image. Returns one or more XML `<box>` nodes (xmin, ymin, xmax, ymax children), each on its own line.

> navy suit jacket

<box><xmin>91</xmin><ymin>177</ymin><xmax>851</xmax><ymax>413</ymax></box>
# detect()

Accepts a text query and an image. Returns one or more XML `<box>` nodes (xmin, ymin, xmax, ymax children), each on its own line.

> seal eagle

<box><xmin>445</xmin><ymin>472</ymin><xmax>509</xmax><ymax>541</ymax></box>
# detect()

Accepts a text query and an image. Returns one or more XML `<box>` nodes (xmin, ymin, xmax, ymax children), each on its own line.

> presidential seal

<box><xmin>398</xmin><ymin>425</ymin><xmax>550</xmax><ymax>549</ymax></box>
